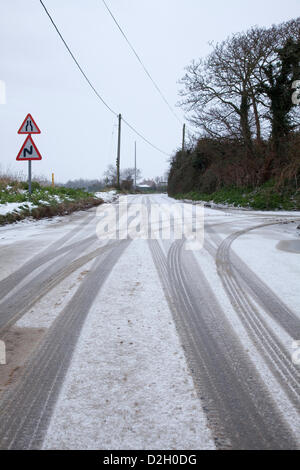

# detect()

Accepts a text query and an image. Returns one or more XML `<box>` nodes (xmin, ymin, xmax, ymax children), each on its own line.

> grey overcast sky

<box><xmin>1</xmin><ymin>0</ymin><xmax>300</xmax><ymax>183</ymax></box>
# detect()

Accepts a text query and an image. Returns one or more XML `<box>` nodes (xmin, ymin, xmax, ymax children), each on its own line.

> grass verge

<box><xmin>0</xmin><ymin>179</ymin><xmax>103</xmax><ymax>226</ymax></box>
<box><xmin>171</xmin><ymin>182</ymin><xmax>300</xmax><ymax>211</ymax></box>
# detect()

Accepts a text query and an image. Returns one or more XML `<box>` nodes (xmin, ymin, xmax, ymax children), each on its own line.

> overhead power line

<box><xmin>39</xmin><ymin>0</ymin><xmax>171</xmax><ymax>157</ymax></box>
<box><xmin>122</xmin><ymin>116</ymin><xmax>171</xmax><ymax>156</ymax></box>
<box><xmin>40</xmin><ymin>1</ymin><xmax>116</xmax><ymax>116</ymax></box>
<box><xmin>101</xmin><ymin>0</ymin><xmax>183</xmax><ymax>126</ymax></box>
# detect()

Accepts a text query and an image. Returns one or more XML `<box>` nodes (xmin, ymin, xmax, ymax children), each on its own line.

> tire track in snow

<box><xmin>0</xmin><ymin>239</ymin><xmax>131</xmax><ymax>449</ymax></box>
<box><xmin>213</xmin><ymin>223</ymin><xmax>300</xmax><ymax>407</ymax></box>
<box><xmin>206</xmin><ymin>220</ymin><xmax>300</xmax><ymax>338</ymax></box>
<box><xmin>0</xmin><ymin>239</ymin><xmax>117</xmax><ymax>333</ymax></box>
<box><xmin>149</xmin><ymin>238</ymin><xmax>298</xmax><ymax>449</ymax></box>
<box><xmin>0</xmin><ymin>199</ymin><xmax>136</xmax><ymax>331</ymax></box>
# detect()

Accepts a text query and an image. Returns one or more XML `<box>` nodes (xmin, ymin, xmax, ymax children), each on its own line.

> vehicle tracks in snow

<box><xmin>211</xmin><ymin>222</ymin><xmax>300</xmax><ymax>408</ymax></box>
<box><xmin>0</xmin><ymin>239</ymin><xmax>131</xmax><ymax>449</ymax></box>
<box><xmin>149</xmin><ymin>237</ymin><xmax>298</xmax><ymax>449</ymax></box>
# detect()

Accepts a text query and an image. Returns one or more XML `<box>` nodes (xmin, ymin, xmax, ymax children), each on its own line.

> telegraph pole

<box><xmin>182</xmin><ymin>123</ymin><xmax>186</xmax><ymax>153</ymax></box>
<box><xmin>116</xmin><ymin>113</ymin><xmax>121</xmax><ymax>189</ymax></box>
<box><xmin>134</xmin><ymin>141</ymin><xmax>137</xmax><ymax>190</ymax></box>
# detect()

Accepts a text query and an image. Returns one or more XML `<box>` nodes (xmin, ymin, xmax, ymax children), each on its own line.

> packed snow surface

<box><xmin>43</xmin><ymin>239</ymin><xmax>215</xmax><ymax>450</ymax></box>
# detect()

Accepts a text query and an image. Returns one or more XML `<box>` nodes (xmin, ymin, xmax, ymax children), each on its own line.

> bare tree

<box><xmin>179</xmin><ymin>32</ymin><xmax>263</xmax><ymax>154</ymax></box>
<box><xmin>179</xmin><ymin>18</ymin><xmax>300</xmax><ymax>159</ymax></box>
<box><xmin>102</xmin><ymin>165</ymin><xmax>142</xmax><ymax>187</ymax></box>
<box><xmin>121</xmin><ymin>167</ymin><xmax>142</xmax><ymax>182</ymax></box>
<box><xmin>103</xmin><ymin>164</ymin><xmax>117</xmax><ymax>186</ymax></box>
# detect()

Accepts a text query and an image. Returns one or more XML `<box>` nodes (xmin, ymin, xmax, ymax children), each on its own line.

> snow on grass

<box><xmin>52</xmin><ymin>194</ymin><xmax>63</xmax><ymax>203</ymax></box>
<box><xmin>94</xmin><ymin>190</ymin><xmax>117</xmax><ymax>203</ymax></box>
<box><xmin>38</xmin><ymin>200</ymin><xmax>50</xmax><ymax>206</ymax></box>
<box><xmin>0</xmin><ymin>184</ymin><xmax>101</xmax><ymax>225</ymax></box>
<box><xmin>180</xmin><ymin>197</ymin><xmax>300</xmax><ymax>216</ymax></box>
<box><xmin>0</xmin><ymin>202</ymin><xmax>25</xmax><ymax>215</ymax></box>
<box><xmin>43</xmin><ymin>239</ymin><xmax>215</xmax><ymax>450</ymax></box>
<box><xmin>0</xmin><ymin>201</ymin><xmax>41</xmax><ymax>216</ymax></box>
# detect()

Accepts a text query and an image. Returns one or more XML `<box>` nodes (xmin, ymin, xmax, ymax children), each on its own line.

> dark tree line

<box><xmin>169</xmin><ymin>18</ymin><xmax>300</xmax><ymax>195</ymax></box>
<box><xmin>65</xmin><ymin>166</ymin><xmax>143</xmax><ymax>192</ymax></box>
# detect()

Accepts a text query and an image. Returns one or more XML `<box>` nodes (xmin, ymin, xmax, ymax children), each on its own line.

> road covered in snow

<box><xmin>0</xmin><ymin>194</ymin><xmax>299</xmax><ymax>450</ymax></box>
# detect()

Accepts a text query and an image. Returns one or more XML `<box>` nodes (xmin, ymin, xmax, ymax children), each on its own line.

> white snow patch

<box><xmin>0</xmin><ymin>202</ymin><xmax>23</xmax><ymax>215</ymax></box>
<box><xmin>94</xmin><ymin>190</ymin><xmax>117</xmax><ymax>203</ymax></box>
<box><xmin>22</xmin><ymin>202</ymin><xmax>37</xmax><ymax>210</ymax></box>
<box><xmin>0</xmin><ymin>201</ymin><xmax>39</xmax><ymax>215</ymax></box>
<box><xmin>38</xmin><ymin>200</ymin><xmax>50</xmax><ymax>206</ymax></box>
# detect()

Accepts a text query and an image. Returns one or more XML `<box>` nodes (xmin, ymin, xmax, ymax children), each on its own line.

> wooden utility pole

<box><xmin>116</xmin><ymin>113</ymin><xmax>121</xmax><ymax>189</ymax></box>
<box><xmin>182</xmin><ymin>123</ymin><xmax>186</xmax><ymax>153</ymax></box>
<box><xmin>134</xmin><ymin>141</ymin><xmax>137</xmax><ymax>190</ymax></box>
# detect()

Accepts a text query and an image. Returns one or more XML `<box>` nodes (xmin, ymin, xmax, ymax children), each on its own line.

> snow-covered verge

<box><xmin>94</xmin><ymin>190</ymin><xmax>118</xmax><ymax>203</ymax></box>
<box><xmin>0</xmin><ymin>201</ymin><xmax>37</xmax><ymax>216</ymax></box>
<box><xmin>180</xmin><ymin>198</ymin><xmax>300</xmax><ymax>216</ymax></box>
<box><xmin>43</xmin><ymin>239</ymin><xmax>215</xmax><ymax>450</ymax></box>
<box><xmin>170</xmin><ymin>181</ymin><xmax>300</xmax><ymax>211</ymax></box>
<box><xmin>0</xmin><ymin>184</ymin><xmax>102</xmax><ymax>225</ymax></box>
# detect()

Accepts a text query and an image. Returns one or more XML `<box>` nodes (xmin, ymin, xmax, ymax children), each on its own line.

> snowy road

<box><xmin>0</xmin><ymin>194</ymin><xmax>299</xmax><ymax>449</ymax></box>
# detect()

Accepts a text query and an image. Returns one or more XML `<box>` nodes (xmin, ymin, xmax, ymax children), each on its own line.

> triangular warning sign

<box><xmin>16</xmin><ymin>135</ymin><xmax>42</xmax><ymax>161</ymax></box>
<box><xmin>18</xmin><ymin>114</ymin><xmax>41</xmax><ymax>134</ymax></box>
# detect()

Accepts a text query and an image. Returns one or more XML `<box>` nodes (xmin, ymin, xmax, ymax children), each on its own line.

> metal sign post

<box><xmin>28</xmin><ymin>161</ymin><xmax>32</xmax><ymax>196</ymax></box>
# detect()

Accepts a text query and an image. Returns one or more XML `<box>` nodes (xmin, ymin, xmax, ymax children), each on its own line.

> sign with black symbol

<box><xmin>16</xmin><ymin>135</ymin><xmax>42</xmax><ymax>161</ymax></box>
<box><xmin>18</xmin><ymin>113</ymin><xmax>41</xmax><ymax>134</ymax></box>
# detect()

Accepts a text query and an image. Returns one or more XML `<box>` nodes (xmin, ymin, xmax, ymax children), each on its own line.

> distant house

<box><xmin>136</xmin><ymin>184</ymin><xmax>151</xmax><ymax>192</ymax></box>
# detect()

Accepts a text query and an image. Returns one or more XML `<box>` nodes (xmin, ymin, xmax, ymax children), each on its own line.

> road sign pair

<box><xmin>16</xmin><ymin>114</ymin><xmax>42</xmax><ymax>161</ymax></box>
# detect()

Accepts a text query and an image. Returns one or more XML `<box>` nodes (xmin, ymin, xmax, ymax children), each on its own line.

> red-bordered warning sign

<box><xmin>16</xmin><ymin>135</ymin><xmax>42</xmax><ymax>161</ymax></box>
<box><xmin>18</xmin><ymin>113</ymin><xmax>41</xmax><ymax>134</ymax></box>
